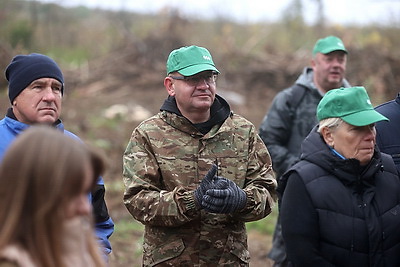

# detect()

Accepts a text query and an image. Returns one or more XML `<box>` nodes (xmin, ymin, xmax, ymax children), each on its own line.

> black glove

<box><xmin>194</xmin><ymin>164</ymin><xmax>218</xmax><ymax>208</ymax></box>
<box><xmin>202</xmin><ymin>177</ymin><xmax>247</xmax><ymax>213</ymax></box>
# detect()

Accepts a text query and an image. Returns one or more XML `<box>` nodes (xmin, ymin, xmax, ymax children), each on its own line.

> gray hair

<box><xmin>317</xmin><ymin>117</ymin><xmax>344</xmax><ymax>133</ymax></box>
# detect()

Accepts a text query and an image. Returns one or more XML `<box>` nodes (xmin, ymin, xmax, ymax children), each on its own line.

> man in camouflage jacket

<box><xmin>123</xmin><ymin>45</ymin><xmax>277</xmax><ymax>266</ymax></box>
<box><xmin>259</xmin><ymin>36</ymin><xmax>350</xmax><ymax>267</ymax></box>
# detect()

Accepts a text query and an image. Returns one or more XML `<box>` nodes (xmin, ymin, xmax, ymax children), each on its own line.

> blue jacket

<box><xmin>375</xmin><ymin>93</ymin><xmax>400</xmax><ymax>173</ymax></box>
<box><xmin>0</xmin><ymin>110</ymin><xmax>114</xmax><ymax>255</ymax></box>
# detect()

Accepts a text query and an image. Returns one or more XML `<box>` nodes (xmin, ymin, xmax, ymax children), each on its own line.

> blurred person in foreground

<box><xmin>0</xmin><ymin>53</ymin><xmax>114</xmax><ymax>257</ymax></box>
<box><xmin>259</xmin><ymin>35</ymin><xmax>350</xmax><ymax>266</ymax></box>
<box><xmin>375</xmin><ymin>92</ymin><xmax>400</xmax><ymax>173</ymax></box>
<box><xmin>280</xmin><ymin>86</ymin><xmax>400</xmax><ymax>266</ymax></box>
<box><xmin>0</xmin><ymin>126</ymin><xmax>106</xmax><ymax>267</ymax></box>
<box><xmin>122</xmin><ymin>45</ymin><xmax>277</xmax><ymax>266</ymax></box>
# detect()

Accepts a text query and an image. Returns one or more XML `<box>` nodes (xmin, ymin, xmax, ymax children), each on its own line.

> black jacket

<box><xmin>259</xmin><ymin>67</ymin><xmax>351</xmax><ymax>178</ymax></box>
<box><xmin>280</xmin><ymin>126</ymin><xmax>400</xmax><ymax>267</ymax></box>
<box><xmin>375</xmin><ymin>93</ymin><xmax>400</xmax><ymax>173</ymax></box>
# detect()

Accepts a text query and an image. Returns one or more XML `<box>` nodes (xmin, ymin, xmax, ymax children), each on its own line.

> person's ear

<box><xmin>311</xmin><ymin>57</ymin><xmax>316</xmax><ymax>68</ymax></box>
<box><xmin>321</xmin><ymin>126</ymin><xmax>334</xmax><ymax>147</ymax></box>
<box><xmin>164</xmin><ymin>77</ymin><xmax>175</xmax><ymax>96</ymax></box>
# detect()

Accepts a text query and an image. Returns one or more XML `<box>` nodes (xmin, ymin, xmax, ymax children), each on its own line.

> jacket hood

<box><xmin>295</xmin><ymin>67</ymin><xmax>351</xmax><ymax>93</ymax></box>
<box><xmin>295</xmin><ymin>67</ymin><xmax>316</xmax><ymax>89</ymax></box>
<box><xmin>160</xmin><ymin>94</ymin><xmax>231</xmax><ymax>134</ymax></box>
<box><xmin>300</xmin><ymin>125</ymin><xmax>383</xmax><ymax>187</ymax></box>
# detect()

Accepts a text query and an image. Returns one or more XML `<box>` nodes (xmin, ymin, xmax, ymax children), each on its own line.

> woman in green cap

<box><xmin>279</xmin><ymin>86</ymin><xmax>400</xmax><ymax>266</ymax></box>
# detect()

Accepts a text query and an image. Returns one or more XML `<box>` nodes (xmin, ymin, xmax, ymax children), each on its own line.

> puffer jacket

<box><xmin>259</xmin><ymin>67</ymin><xmax>351</xmax><ymax>264</ymax></box>
<box><xmin>280</xmin><ymin>126</ymin><xmax>400</xmax><ymax>267</ymax></box>
<box><xmin>0</xmin><ymin>109</ymin><xmax>114</xmax><ymax>255</ymax></box>
<box><xmin>123</xmin><ymin>95</ymin><xmax>277</xmax><ymax>266</ymax></box>
<box><xmin>375</xmin><ymin>93</ymin><xmax>400</xmax><ymax>173</ymax></box>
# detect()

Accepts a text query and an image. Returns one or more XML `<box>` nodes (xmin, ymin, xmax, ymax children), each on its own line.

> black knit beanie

<box><xmin>5</xmin><ymin>53</ymin><xmax>64</xmax><ymax>104</ymax></box>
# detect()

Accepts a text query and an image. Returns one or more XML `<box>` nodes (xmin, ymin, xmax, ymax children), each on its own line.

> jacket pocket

<box><xmin>218</xmin><ymin>234</ymin><xmax>250</xmax><ymax>265</ymax></box>
<box><xmin>146</xmin><ymin>238</ymin><xmax>185</xmax><ymax>266</ymax></box>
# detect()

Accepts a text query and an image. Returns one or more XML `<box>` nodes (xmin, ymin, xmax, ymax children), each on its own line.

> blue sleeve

<box><xmin>95</xmin><ymin>216</ymin><xmax>115</xmax><ymax>254</ymax></box>
<box><xmin>89</xmin><ymin>176</ymin><xmax>115</xmax><ymax>255</ymax></box>
<box><xmin>64</xmin><ymin>130</ymin><xmax>115</xmax><ymax>254</ymax></box>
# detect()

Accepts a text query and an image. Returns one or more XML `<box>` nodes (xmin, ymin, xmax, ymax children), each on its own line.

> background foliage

<box><xmin>1</xmin><ymin>1</ymin><xmax>399</xmax><ymax>266</ymax></box>
<box><xmin>2</xmin><ymin>0</ymin><xmax>399</xmax><ymax>100</ymax></box>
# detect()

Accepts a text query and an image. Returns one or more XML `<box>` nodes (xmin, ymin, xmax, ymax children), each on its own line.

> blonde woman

<box><xmin>0</xmin><ymin>126</ymin><xmax>106</xmax><ymax>267</ymax></box>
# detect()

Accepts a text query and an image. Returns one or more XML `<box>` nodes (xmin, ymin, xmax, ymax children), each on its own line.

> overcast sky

<box><xmin>39</xmin><ymin>0</ymin><xmax>400</xmax><ymax>26</ymax></box>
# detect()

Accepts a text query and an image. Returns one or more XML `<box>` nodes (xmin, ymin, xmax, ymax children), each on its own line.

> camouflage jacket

<box><xmin>123</xmin><ymin>98</ymin><xmax>277</xmax><ymax>266</ymax></box>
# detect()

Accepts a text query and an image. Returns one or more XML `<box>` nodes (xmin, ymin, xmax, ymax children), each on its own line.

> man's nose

<box><xmin>42</xmin><ymin>87</ymin><xmax>57</xmax><ymax>100</ymax></box>
<box><xmin>196</xmin><ymin>78</ymin><xmax>209</xmax><ymax>88</ymax></box>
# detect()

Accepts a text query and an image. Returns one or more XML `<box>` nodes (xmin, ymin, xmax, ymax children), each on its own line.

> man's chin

<box><xmin>194</xmin><ymin>100</ymin><xmax>213</xmax><ymax>108</ymax></box>
<box><xmin>328</xmin><ymin>77</ymin><xmax>343</xmax><ymax>85</ymax></box>
<box><xmin>36</xmin><ymin>116</ymin><xmax>58</xmax><ymax>125</ymax></box>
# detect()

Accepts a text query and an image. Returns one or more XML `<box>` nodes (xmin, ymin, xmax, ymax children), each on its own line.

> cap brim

<box><xmin>178</xmin><ymin>64</ymin><xmax>219</xmax><ymax>76</ymax></box>
<box><xmin>320</xmin><ymin>48</ymin><xmax>348</xmax><ymax>54</ymax></box>
<box><xmin>342</xmin><ymin>109</ymin><xmax>389</xmax><ymax>126</ymax></box>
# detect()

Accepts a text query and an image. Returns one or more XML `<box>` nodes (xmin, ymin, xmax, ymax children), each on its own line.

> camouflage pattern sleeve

<box><xmin>122</xmin><ymin>116</ymin><xmax>200</xmax><ymax>227</ymax></box>
<box><xmin>122</xmin><ymin>112</ymin><xmax>277</xmax><ymax>227</ymax></box>
<box><xmin>122</xmin><ymin>111</ymin><xmax>277</xmax><ymax>265</ymax></box>
<box><xmin>230</xmin><ymin>117</ymin><xmax>277</xmax><ymax>222</ymax></box>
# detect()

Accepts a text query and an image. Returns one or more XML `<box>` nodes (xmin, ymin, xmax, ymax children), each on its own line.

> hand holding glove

<box><xmin>202</xmin><ymin>177</ymin><xmax>247</xmax><ymax>213</ymax></box>
<box><xmin>194</xmin><ymin>164</ymin><xmax>218</xmax><ymax>208</ymax></box>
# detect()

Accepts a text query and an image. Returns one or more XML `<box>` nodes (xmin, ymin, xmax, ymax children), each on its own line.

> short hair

<box><xmin>318</xmin><ymin>117</ymin><xmax>344</xmax><ymax>133</ymax></box>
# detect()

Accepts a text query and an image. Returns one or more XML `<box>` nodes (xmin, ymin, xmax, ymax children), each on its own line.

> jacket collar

<box><xmin>5</xmin><ymin>108</ymin><xmax>64</xmax><ymax>134</ymax></box>
<box><xmin>159</xmin><ymin>94</ymin><xmax>231</xmax><ymax>135</ymax></box>
<box><xmin>301</xmin><ymin>125</ymin><xmax>382</xmax><ymax>186</ymax></box>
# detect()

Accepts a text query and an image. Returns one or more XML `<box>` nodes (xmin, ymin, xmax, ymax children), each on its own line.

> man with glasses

<box><xmin>122</xmin><ymin>45</ymin><xmax>277</xmax><ymax>266</ymax></box>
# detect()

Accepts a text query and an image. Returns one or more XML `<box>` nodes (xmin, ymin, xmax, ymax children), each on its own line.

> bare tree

<box><xmin>313</xmin><ymin>0</ymin><xmax>325</xmax><ymax>35</ymax></box>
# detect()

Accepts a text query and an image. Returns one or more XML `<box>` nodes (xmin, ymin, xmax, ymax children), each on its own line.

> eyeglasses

<box><xmin>169</xmin><ymin>72</ymin><xmax>218</xmax><ymax>86</ymax></box>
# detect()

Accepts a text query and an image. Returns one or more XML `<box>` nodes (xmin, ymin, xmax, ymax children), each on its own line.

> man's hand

<box><xmin>194</xmin><ymin>164</ymin><xmax>218</xmax><ymax>208</ymax></box>
<box><xmin>202</xmin><ymin>178</ymin><xmax>247</xmax><ymax>213</ymax></box>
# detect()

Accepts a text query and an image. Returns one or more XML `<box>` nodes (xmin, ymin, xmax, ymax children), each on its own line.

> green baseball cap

<box><xmin>312</xmin><ymin>36</ymin><xmax>348</xmax><ymax>56</ymax></box>
<box><xmin>317</xmin><ymin>86</ymin><xmax>388</xmax><ymax>126</ymax></box>
<box><xmin>166</xmin><ymin>45</ymin><xmax>219</xmax><ymax>76</ymax></box>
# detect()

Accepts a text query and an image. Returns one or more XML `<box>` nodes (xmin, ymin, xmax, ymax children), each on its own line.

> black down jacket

<box><xmin>280</xmin><ymin>126</ymin><xmax>400</xmax><ymax>267</ymax></box>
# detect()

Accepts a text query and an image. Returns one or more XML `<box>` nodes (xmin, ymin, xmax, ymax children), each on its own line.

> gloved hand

<box><xmin>202</xmin><ymin>178</ymin><xmax>247</xmax><ymax>213</ymax></box>
<box><xmin>194</xmin><ymin>164</ymin><xmax>218</xmax><ymax>208</ymax></box>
